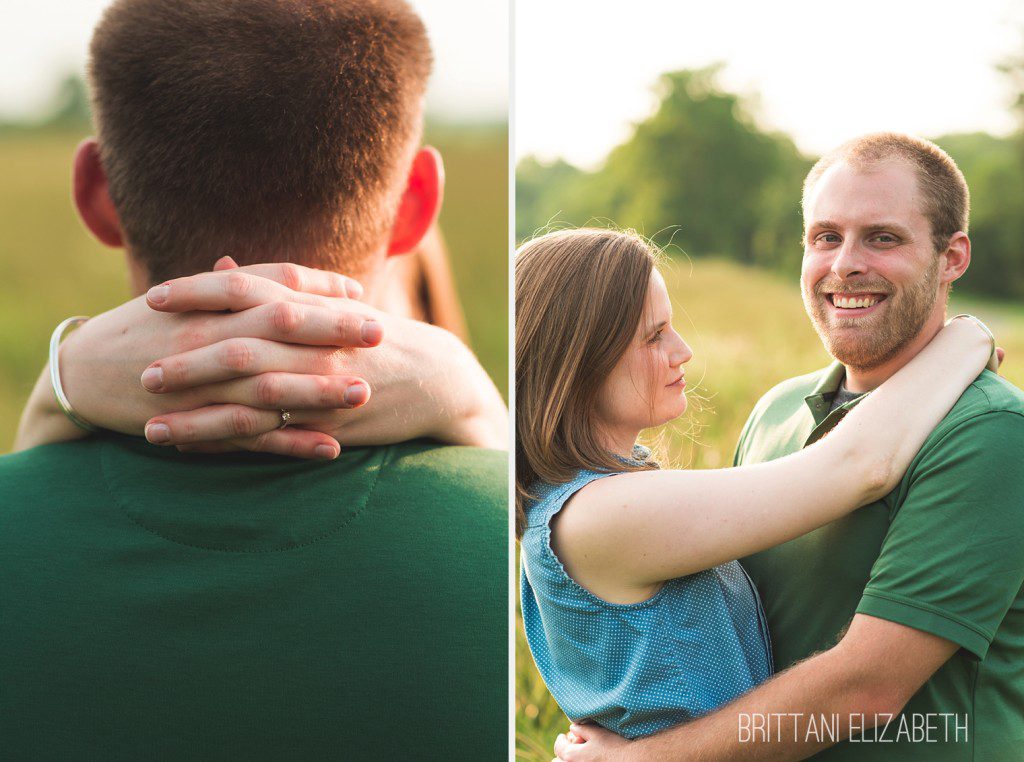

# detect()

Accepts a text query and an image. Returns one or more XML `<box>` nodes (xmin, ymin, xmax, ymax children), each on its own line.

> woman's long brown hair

<box><xmin>515</xmin><ymin>228</ymin><xmax>660</xmax><ymax>539</ymax></box>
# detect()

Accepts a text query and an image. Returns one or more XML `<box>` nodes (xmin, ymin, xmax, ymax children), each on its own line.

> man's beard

<box><xmin>802</xmin><ymin>258</ymin><xmax>940</xmax><ymax>371</ymax></box>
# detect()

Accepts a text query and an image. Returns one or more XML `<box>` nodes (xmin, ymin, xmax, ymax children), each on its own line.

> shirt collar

<box><xmin>615</xmin><ymin>443</ymin><xmax>653</xmax><ymax>467</ymax></box>
<box><xmin>803</xmin><ymin>361</ymin><xmax>847</xmax><ymax>427</ymax></box>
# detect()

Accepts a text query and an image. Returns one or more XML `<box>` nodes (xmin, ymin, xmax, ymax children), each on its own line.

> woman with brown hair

<box><xmin>516</xmin><ymin>227</ymin><xmax>994</xmax><ymax>739</ymax></box>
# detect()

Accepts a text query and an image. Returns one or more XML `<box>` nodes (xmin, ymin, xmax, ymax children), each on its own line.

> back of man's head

<box><xmin>802</xmin><ymin>132</ymin><xmax>969</xmax><ymax>255</ymax></box>
<box><xmin>89</xmin><ymin>0</ymin><xmax>432</xmax><ymax>284</ymax></box>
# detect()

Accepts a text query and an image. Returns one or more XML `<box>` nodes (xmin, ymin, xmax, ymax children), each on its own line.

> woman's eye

<box><xmin>648</xmin><ymin>330</ymin><xmax>663</xmax><ymax>344</ymax></box>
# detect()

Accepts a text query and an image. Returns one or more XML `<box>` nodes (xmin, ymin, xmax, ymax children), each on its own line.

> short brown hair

<box><xmin>802</xmin><ymin>133</ymin><xmax>969</xmax><ymax>254</ymax></box>
<box><xmin>515</xmin><ymin>229</ymin><xmax>659</xmax><ymax>539</ymax></box>
<box><xmin>89</xmin><ymin>0</ymin><xmax>432</xmax><ymax>284</ymax></box>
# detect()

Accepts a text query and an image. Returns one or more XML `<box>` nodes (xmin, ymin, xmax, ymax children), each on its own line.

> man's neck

<box><xmin>842</xmin><ymin>311</ymin><xmax>946</xmax><ymax>393</ymax></box>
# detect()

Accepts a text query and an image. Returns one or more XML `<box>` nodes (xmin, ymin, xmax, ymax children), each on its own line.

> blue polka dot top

<box><xmin>520</xmin><ymin>454</ymin><xmax>774</xmax><ymax>740</ymax></box>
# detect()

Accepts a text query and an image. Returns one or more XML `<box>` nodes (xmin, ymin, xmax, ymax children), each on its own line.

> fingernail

<box><xmin>344</xmin><ymin>383</ymin><xmax>369</xmax><ymax>407</ymax></box>
<box><xmin>347</xmin><ymin>281</ymin><xmax>364</xmax><ymax>299</ymax></box>
<box><xmin>140</xmin><ymin>366</ymin><xmax>164</xmax><ymax>391</ymax></box>
<box><xmin>145</xmin><ymin>422</ymin><xmax>171</xmax><ymax>444</ymax></box>
<box><xmin>147</xmin><ymin>285</ymin><xmax>170</xmax><ymax>305</ymax></box>
<box><xmin>314</xmin><ymin>444</ymin><xmax>338</xmax><ymax>460</ymax></box>
<box><xmin>360</xmin><ymin>319</ymin><xmax>382</xmax><ymax>345</ymax></box>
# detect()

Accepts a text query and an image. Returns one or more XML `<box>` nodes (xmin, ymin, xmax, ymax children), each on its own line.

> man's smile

<box><xmin>823</xmin><ymin>291</ymin><xmax>889</xmax><ymax>319</ymax></box>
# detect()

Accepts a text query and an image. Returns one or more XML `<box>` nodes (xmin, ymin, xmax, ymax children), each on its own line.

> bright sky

<box><xmin>0</xmin><ymin>0</ymin><xmax>508</xmax><ymax>122</ymax></box>
<box><xmin>516</xmin><ymin>0</ymin><xmax>1024</xmax><ymax>167</ymax></box>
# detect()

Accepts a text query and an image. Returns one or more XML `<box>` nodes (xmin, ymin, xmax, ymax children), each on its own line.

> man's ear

<box><xmin>72</xmin><ymin>138</ymin><xmax>124</xmax><ymax>248</ymax></box>
<box><xmin>386</xmin><ymin>146</ymin><xmax>444</xmax><ymax>257</ymax></box>
<box><xmin>939</xmin><ymin>231</ymin><xmax>970</xmax><ymax>285</ymax></box>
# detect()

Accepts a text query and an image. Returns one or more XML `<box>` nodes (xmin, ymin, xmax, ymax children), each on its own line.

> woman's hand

<box><xmin>552</xmin><ymin>724</ymin><xmax>632</xmax><ymax>761</ymax></box>
<box><xmin>16</xmin><ymin>259</ymin><xmax>506</xmax><ymax>456</ymax></box>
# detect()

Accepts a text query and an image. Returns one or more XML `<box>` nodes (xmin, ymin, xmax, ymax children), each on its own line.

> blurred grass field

<box><xmin>515</xmin><ymin>254</ymin><xmax>1024</xmax><ymax>761</ymax></box>
<box><xmin>0</xmin><ymin>125</ymin><xmax>507</xmax><ymax>451</ymax></box>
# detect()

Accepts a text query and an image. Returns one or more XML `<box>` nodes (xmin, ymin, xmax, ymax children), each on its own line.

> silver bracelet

<box><xmin>946</xmin><ymin>313</ymin><xmax>999</xmax><ymax>372</ymax></box>
<box><xmin>49</xmin><ymin>316</ymin><xmax>98</xmax><ymax>432</ymax></box>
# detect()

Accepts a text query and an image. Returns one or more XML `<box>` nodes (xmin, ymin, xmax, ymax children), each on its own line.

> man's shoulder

<box><xmin>927</xmin><ymin>370</ymin><xmax>1024</xmax><ymax>444</ymax></box>
<box><xmin>0</xmin><ymin>439</ymin><xmax>98</xmax><ymax>466</ymax></box>
<box><xmin>0</xmin><ymin>438</ymin><xmax>508</xmax><ymax>512</ymax></box>
<box><xmin>955</xmin><ymin>370</ymin><xmax>1024</xmax><ymax>418</ymax></box>
<box><xmin>0</xmin><ymin>441</ymin><xmax>113</xmax><ymax>533</ymax></box>
<box><xmin>0</xmin><ymin>440</ymin><xmax>102</xmax><ymax>488</ymax></box>
<box><xmin>374</xmin><ymin>441</ymin><xmax>507</xmax><ymax>508</ymax></box>
<box><xmin>382</xmin><ymin>440</ymin><xmax>507</xmax><ymax>476</ymax></box>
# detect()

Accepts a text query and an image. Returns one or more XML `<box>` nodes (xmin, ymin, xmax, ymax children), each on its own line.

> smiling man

<box><xmin>555</xmin><ymin>134</ymin><xmax>1024</xmax><ymax>760</ymax></box>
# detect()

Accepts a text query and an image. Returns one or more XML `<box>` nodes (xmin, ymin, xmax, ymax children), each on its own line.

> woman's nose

<box><xmin>671</xmin><ymin>333</ymin><xmax>693</xmax><ymax>366</ymax></box>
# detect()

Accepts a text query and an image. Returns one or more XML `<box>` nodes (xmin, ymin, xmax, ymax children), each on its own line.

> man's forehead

<box><xmin>804</xmin><ymin>159</ymin><xmax>925</xmax><ymax>226</ymax></box>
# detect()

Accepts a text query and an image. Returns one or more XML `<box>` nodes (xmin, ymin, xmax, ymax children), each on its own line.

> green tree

<box><xmin>516</xmin><ymin>66</ymin><xmax>808</xmax><ymax>268</ymax></box>
<box><xmin>937</xmin><ymin>132</ymin><xmax>1024</xmax><ymax>299</ymax></box>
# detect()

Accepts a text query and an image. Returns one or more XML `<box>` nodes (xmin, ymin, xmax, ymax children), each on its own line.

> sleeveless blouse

<box><xmin>520</xmin><ymin>462</ymin><xmax>774</xmax><ymax>739</ymax></box>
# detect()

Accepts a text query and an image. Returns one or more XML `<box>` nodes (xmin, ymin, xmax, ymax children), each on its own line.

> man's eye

<box><xmin>871</xmin><ymin>233</ymin><xmax>899</xmax><ymax>245</ymax></box>
<box><xmin>814</xmin><ymin>233</ymin><xmax>841</xmax><ymax>245</ymax></box>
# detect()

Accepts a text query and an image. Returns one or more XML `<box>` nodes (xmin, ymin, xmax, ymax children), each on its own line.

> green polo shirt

<box><xmin>0</xmin><ymin>434</ymin><xmax>507</xmax><ymax>759</ymax></box>
<box><xmin>737</xmin><ymin>364</ymin><xmax>1024</xmax><ymax>760</ymax></box>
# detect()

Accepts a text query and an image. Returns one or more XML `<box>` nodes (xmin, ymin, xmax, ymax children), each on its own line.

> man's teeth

<box><xmin>833</xmin><ymin>295</ymin><xmax>880</xmax><ymax>309</ymax></box>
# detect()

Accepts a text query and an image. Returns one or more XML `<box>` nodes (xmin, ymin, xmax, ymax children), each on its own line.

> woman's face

<box><xmin>594</xmin><ymin>270</ymin><xmax>693</xmax><ymax>442</ymax></box>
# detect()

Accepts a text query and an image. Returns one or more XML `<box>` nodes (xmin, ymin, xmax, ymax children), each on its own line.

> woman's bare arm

<box><xmin>556</xmin><ymin>318</ymin><xmax>992</xmax><ymax>598</ymax></box>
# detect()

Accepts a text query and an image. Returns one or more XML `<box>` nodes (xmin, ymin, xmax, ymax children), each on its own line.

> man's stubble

<box><xmin>802</xmin><ymin>256</ymin><xmax>941</xmax><ymax>373</ymax></box>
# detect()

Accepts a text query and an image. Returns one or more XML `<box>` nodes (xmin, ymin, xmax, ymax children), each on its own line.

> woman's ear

<box><xmin>386</xmin><ymin>146</ymin><xmax>444</xmax><ymax>257</ymax></box>
<box><xmin>72</xmin><ymin>138</ymin><xmax>124</xmax><ymax>248</ymax></box>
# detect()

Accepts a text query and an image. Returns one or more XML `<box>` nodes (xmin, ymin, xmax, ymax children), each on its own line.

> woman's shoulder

<box><xmin>524</xmin><ymin>447</ymin><xmax>656</xmax><ymax>525</ymax></box>
<box><xmin>526</xmin><ymin>468</ymin><xmax>609</xmax><ymax>513</ymax></box>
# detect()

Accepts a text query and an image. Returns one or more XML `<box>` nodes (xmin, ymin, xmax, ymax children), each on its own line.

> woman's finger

<box><xmin>553</xmin><ymin>735</ymin><xmax>575</xmax><ymax>761</ymax></box>
<box><xmin>567</xmin><ymin>724</ymin><xmax>592</xmax><ymax>740</ymax></box>
<box><xmin>146</xmin><ymin>270</ymin><xmax>310</xmax><ymax>312</ymax></box>
<box><xmin>189</xmin><ymin>373</ymin><xmax>371</xmax><ymax>410</ymax></box>
<box><xmin>233</xmin><ymin>428</ymin><xmax>341</xmax><ymax>459</ymax></box>
<box><xmin>230</xmin><ymin>261</ymin><xmax>363</xmax><ymax>299</ymax></box>
<box><xmin>142</xmin><ymin>340</ymin><xmax>346</xmax><ymax>391</ymax></box>
<box><xmin>145</xmin><ymin>404</ymin><xmax>294</xmax><ymax>445</ymax></box>
<box><xmin>175</xmin><ymin>441</ymin><xmax>239</xmax><ymax>454</ymax></box>
<box><xmin>146</xmin><ymin>268</ymin><xmax>362</xmax><ymax>313</ymax></box>
<box><xmin>203</xmin><ymin>301</ymin><xmax>383</xmax><ymax>347</ymax></box>
<box><xmin>178</xmin><ymin>429</ymin><xmax>341</xmax><ymax>460</ymax></box>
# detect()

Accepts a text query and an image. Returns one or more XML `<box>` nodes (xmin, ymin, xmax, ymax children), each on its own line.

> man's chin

<box><xmin>821</xmin><ymin>334</ymin><xmax>895</xmax><ymax>371</ymax></box>
<box><xmin>811</xmin><ymin>320</ymin><xmax>884</xmax><ymax>369</ymax></box>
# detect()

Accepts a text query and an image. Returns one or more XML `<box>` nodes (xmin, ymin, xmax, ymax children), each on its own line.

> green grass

<box><xmin>0</xmin><ymin>126</ymin><xmax>507</xmax><ymax>451</ymax></box>
<box><xmin>514</xmin><ymin>255</ymin><xmax>1024</xmax><ymax>761</ymax></box>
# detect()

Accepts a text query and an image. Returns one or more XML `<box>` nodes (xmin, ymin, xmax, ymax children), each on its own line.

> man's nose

<box><xmin>831</xmin><ymin>239</ymin><xmax>868</xmax><ymax>279</ymax></box>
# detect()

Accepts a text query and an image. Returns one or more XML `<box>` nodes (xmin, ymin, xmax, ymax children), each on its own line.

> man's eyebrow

<box><xmin>863</xmin><ymin>221</ymin><xmax>913</xmax><ymax>237</ymax></box>
<box><xmin>806</xmin><ymin>220</ymin><xmax>913</xmax><ymax>236</ymax></box>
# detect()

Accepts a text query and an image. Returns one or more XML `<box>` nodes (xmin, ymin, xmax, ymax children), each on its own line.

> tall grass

<box><xmin>0</xmin><ymin>125</ymin><xmax>507</xmax><ymax>450</ymax></box>
<box><xmin>514</xmin><ymin>254</ymin><xmax>1024</xmax><ymax>760</ymax></box>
